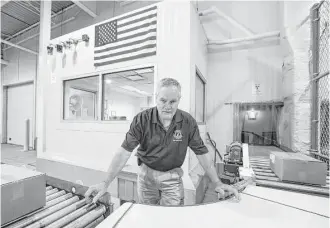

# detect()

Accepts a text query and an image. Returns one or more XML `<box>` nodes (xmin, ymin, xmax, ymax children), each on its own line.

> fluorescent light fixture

<box><xmin>120</xmin><ymin>85</ymin><xmax>137</xmax><ymax>91</ymax></box>
<box><xmin>120</xmin><ymin>85</ymin><xmax>152</xmax><ymax>96</ymax></box>
<box><xmin>135</xmin><ymin>68</ymin><xmax>153</xmax><ymax>74</ymax></box>
<box><xmin>126</xmin><ymin>75</ymin><xmax>144</xmax><ymax>81</ymax></box>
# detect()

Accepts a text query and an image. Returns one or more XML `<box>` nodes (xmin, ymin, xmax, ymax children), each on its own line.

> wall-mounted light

<box><xmin>70</xmin><ymin>38</ymin><xmax>79</xmax><ymax>46</ymax></box>
<box><xmin>47</xmin><ymin>45</ymin><xmax>54</xmax><ymax>55</ymax></box>
<box><xmin>247</xmin><ymin>109</ymin><xmax>258</xmax><ymax>120</ymax></box>
<box><xmin>56</xmin><ymin>44</ymin><xmax>63</xmax><ymax>53</ymax></box>
<box><xmin>82</xmin><ymin>34</ymin><xmax>89</xmax><ymax>43</ymax></box>
<box><xmin>66</xmin><ymin>40</ymin><xmax>73</xmax><ymax>49</ymax></box>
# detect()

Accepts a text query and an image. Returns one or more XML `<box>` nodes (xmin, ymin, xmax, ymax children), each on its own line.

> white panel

<box><xmin>18</xmin><ymin>50</ymin><xmax>37</xmax><ymax>82</ymax></box>
<box><xmin>7</xmin><ymin>83</ymin><xmax>34</xmax><ymax>146</ymax></box>
<box><xmin>3</xmin><ymin>49</ymin><xmax>19</xmax><ymax>85</ymax></box>
<box><xmin>97</xmin><ymin>193</ymin><xmax>329</xmax><ymax>228</ymax></box>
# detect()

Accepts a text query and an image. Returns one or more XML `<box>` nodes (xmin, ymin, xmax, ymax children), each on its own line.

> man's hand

<box><xmin>214</xmin><ymin>182</ymin><xmax>241</xmax><ymax>201</ymax></box>
<box><xmin>84</xmin><ymin>182</ymin><xmax>107</xmax><ymax>204</ymax></box>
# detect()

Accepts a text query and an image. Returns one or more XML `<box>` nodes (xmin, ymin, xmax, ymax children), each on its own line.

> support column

<box><xmin>279</xmin><ymin>2</ymin><xmax>314</xmax><ymax>153</ymax></box>
<box><xmin>36</xmin><ymin>1</ymin><xmax>51</xmax><ymax>155</ymax></box>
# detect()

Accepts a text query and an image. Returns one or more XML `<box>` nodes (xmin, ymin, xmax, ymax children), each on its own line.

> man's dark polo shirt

<box><xmin>121</xmin><ymin>107</ymin><xmax>208</xmax><ymax>172</ymax></box>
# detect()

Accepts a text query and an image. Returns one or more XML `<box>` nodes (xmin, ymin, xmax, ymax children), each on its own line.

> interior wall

<box><xmin>39</xmin><ymin>2</ymin><xmax>193</xmax><ymax>175</ymax></box>
<box><xmin>243</xmin><ymin>109</ymin><xmax>273</xmax><ymax>136</ymax></box>
<box><xmin>207</xmin><ymin>48</ymin><xmax>282</xmax><ymax>153</ymax></box>
<box><xmin>204</xmin><ymin>1</ymin><xmax>282</xmax><ymax>153</ymax></box>
<box><xmin>0</xmin><ymin>1</ymin><xmax>157</xmax><ymax>145</ymax></box>
<box><xmin>103</xmin><ymin>90</ymin><xmax>147</xmax><ymax>121</ymax></box>
<box><xmin>187</xmin><ymin>2</ymin><xmax>210</xmax><ymax>187</ymax></box>
<box><xmin>2</xmin><ymin>38</ymin><xmax>38</xmax><ymax>86</ymax></box>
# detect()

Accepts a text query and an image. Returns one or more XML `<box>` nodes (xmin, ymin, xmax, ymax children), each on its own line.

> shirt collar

<box><xmin>152</xmin><ymin>107</ymin><xmax>183</xmax><ymax>124</ymax></box>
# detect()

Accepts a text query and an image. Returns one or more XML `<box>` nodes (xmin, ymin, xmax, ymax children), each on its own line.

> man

<box><xmin>85</xmin><ymin>78</ymin><xmax>240</xmax><ymax>206</ymax></box>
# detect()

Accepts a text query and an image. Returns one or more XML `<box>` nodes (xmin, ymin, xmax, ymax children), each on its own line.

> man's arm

<box><xmin>103</xmin><ymin>147</ymin><xmax>132</xmax><ymax>188</ymax></box>
<box><xmin>85</xmin><ymin>115</ymin><xmax>142</xmax><ymax>203</ymax></box>
<box><xmin>188</xmin><ymin>117</ymin><xmax>240</xmax><ymax>200</ymax></box>
<box><xmin>196</xmin><ymin>153</ymin><xmax>221</xmax><ymax>184</ymax></box>
<box><xmin>84</xmin><ymin>147</ymin><xmax>132</xmax><ymax>203</ymax></box>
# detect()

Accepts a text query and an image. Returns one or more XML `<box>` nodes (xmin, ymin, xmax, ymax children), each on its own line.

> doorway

<box><xmin>233</xmin><ymin>102</ymin><xmax>283</xmax><ymax>146</ymax></box>
<box><xmin>6</xmin><ymin>83</ymin><xmax>34</xmax><ymax>147</ymax></box>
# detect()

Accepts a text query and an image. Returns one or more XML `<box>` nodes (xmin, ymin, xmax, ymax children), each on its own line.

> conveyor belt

<box><xmin>202</xmin><ymin>177</ymin><xmax>254</xmax><ymax>203</ymax></box>
<box><xmin>250</xmin><ymin>157</ymin><xmax>330</xmax><ymax>196</ymax></box>
<box><xmin>2</xmin><ymin>185</ymin><xmax>110</xmax><ymax>228</ymax></box>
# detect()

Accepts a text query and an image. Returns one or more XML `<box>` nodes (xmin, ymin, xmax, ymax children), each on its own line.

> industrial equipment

<box><xmin>206</xmin><ymin>133</ymin><xmax>243</xmax><ymax>185</ymax></box>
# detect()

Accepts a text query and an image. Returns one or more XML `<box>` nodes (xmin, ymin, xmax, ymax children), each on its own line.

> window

<box><xmin>102</xmin><ymin>67</ymin><xmax>154</xmax><ymax>121</ymax></box>
<box><xmin>63</xmin><ymin>76</ymin><xmax>99</xmax><ymax>120</ymax></box>
<box><xmin>195</xmin><ymin>69</ymin><xmax>206</xmax><ymax>123</ymax></box>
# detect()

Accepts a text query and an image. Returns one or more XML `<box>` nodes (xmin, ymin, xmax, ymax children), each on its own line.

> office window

<box><xmin>63</xmin><ymin>76</ymin><xmax>99</xmax><ymax>120</ymax></box>
<box><xmin>195</xmin><ymin>70</ymin><xmax>206</xmax><ymax>123</ymax></box>
<box><xmin>102</xmin><ymin>67</ymin><xmax>154</xmax><ymax>121</ymax></box>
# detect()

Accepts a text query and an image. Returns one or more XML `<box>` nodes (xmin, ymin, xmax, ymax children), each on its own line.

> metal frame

<box><xmin>199</xmin><ymin>6</ymin><xmax>280</xmax><ymax>47</ymax></box>
<box><xmin>195</xmin><ymin>67</ymin><xmax>207</xmax><ymax>125</ymax></box>
<box><xmin>310</xmin><ymin>1</ymin><xmax>329</xmax><ymax>166</ymax></box>
<box><xmin>71</xmin><ymin>0</ymin><xmax>96</xmax><ymax>17</ymax></box>
<box><xmin>0</xmin><ymin>39</ymin><xmax>38</xmax><ymax>55</ymax></box>
<box><xmin>59</xmin><ymin>62</ymin><xmax>157</xmax><ymax>124</ymax></box>
<box><xmin>310</xmin><ymin>3</ymin><xmax>320</xmax><ymax>155</ymax></box>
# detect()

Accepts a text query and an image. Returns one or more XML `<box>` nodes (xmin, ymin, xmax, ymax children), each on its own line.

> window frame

<box><xmin>195</xmin><ymin>67</ymin><xmax>206</xmax><ymax>125</ymax></box>
<box><xmin>101</xmin><ymin>66</ymin><xmax>155</xmax><ymax>122</ymax></box>
<box><xmin>61</xmin><ymin>74</ymin><xmax>100</xmax><ymax>122</ymax></box>
<box><xmin>60</xmin><ymin>63</ymin><xmax>157</xmax><ymax>124</ymax></box>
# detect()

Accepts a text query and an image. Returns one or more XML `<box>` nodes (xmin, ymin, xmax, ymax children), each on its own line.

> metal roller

<box><xmin>84</xmin><ymin>216</ymin><xmax>104</xmax><ymax>228</ymax></box>
<box><xmin>6</xmin><ymin>196</ymin><xmax>80</xmax><ymax>228</ymax></box>
<box><xmin>46</xmin><ymin>188</ymin><xmax>59</xmax><ymax>196</ymax></box>
<box><xmin>46</xmin><ymin>186</ymin><xmax>53</xmax><ymax>191</ymax></box>
<box><xmin>45</xmin><ymin>193</ymin><xmax>74</xmax><ymax>208</ymax></box>
<box><xmin>25</xmin><ymin>199</ymin><xmax>87</xmax><ymax>228</ymax></box>
<box><xmin>46</xmin><ymin>190</ymin><xmax>66</xmax><ymax>201</ymax></box>
<box><xmin>63</xmin><ymin>205</ymin><xmax>106</xmax><ymax>228</ymax></box>
<box><xmin>45</xmin><ymin>203</ymin><xmax>97</xmax><ymax>228</ymax></box>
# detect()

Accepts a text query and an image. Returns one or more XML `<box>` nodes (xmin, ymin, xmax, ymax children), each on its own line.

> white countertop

<box><xmin>97</xmin><ymin>185</ymin><xmax>329</xmax><ymax>228</ymax></box>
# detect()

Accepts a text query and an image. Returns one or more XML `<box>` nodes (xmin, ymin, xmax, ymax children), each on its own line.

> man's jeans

<box><xmin>137</xmin><ymin>163</ymin><xmax>184</xmax><ymax>206</ymax></box>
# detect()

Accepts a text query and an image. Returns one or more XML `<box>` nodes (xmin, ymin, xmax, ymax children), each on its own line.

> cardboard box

<box><xmin>1</xmin><ymin>164</ymin><xmax>46</xmax><ymax>225</ymax></box>
<box><xmin>269</xmin><ymin>152</ymin><xmax>327</xmax><ymax>185</ymax></box>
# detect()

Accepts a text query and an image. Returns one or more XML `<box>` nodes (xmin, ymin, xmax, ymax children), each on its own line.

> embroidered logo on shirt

<box><xmin>173</xmin><ymin>130</ymin><xmax>183</xmax><ymax>142</ymax></box>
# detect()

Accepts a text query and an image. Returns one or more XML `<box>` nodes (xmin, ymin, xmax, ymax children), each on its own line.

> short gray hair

<box><xmin>156</xmin><ymin>78</ymin><xmax>181</xmax><ymax>97</ymax></box>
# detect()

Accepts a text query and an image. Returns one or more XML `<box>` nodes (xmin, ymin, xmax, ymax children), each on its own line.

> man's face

<box><xmin>156</xmin><ymin>86</ymin><xmax>181</xmax><ymax>121</ymax></box>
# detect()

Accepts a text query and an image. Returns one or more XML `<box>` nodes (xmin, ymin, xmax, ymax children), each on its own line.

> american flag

<box><xmin>94</xmin><ymin>6</ymin><xmax>157</xmax><ymax>67</ymax></box>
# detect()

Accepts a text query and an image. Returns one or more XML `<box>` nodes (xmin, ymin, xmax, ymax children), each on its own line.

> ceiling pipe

<box><xmin>71</xmin><ymin>1</ymin><xmax>97</xmax><ymax>17</ymax></box>
<box><xmin>5</xmin><ymin>4</ymin><xmax>77</xmax><ymax>41</ymax></box>
<box><xmin>199</xmin><ymin>6</ymin><xmax>254</xmax><ymax>37</ymax></box>
<box><xmin>208</xmin><ymin>30</ymin><xmax>280</xmax><ymax>46</ymax></box>
<box><xmin>0</xmin><ymin>39</ymin><xmax>38</xmax><ymax>55</ymax></box>
<box><xmin>3</xmin><ymin>17</ymin><xmax>76</xmax><ymax>51</ymax></box>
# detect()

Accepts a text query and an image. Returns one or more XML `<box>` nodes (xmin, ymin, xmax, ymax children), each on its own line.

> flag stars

<box><xmin>96</xmin><ymin>20</ymin><xmax>118</xmax><ymax>46</ymax></box>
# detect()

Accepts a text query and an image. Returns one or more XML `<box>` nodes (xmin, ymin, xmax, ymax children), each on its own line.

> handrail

<box><xmin>241</xmin><ymin>130</ymin><xmax>279</xmax><ymax>146</ymax></box>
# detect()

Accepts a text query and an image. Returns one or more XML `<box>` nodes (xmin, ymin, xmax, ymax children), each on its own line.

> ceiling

<box><xmin>196</xmin><ymin>1</ymin><xmax>282</xmax><ymax>41</ymax></box>
<box><xmin>1</xmin><ymin>1</ymin><xmax>74</xmax><ymax>41</ymax></box>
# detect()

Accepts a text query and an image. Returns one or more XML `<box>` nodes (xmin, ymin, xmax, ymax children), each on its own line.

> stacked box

<box><xmin>1</xmin><ymin>164</ymin><xmax>46</xmax><ymax>225</ymax></box>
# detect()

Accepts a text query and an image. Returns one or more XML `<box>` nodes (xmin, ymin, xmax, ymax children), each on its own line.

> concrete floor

<box><xmin>1</xmin><ymin>144</ymin><xmax>37</xmax><ymax>170</ymax></box>
<box><xmin>1</xmin><ymin>143</ymin><xmax>284</xmax><ymax>169</ymax></box>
